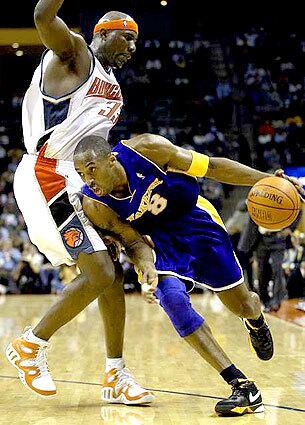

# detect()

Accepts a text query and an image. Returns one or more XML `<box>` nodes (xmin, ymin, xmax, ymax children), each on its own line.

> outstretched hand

<box><xmin>274</xmin><ymin>169</ymin><xmax>305</xmax><ymax>198</ymax></box>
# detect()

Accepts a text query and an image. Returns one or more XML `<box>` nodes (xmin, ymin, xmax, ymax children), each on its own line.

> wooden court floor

<box><xmin>0</xmin><ymin>293</ymin><xmax>304</xmax><ymax>425</ymax></box>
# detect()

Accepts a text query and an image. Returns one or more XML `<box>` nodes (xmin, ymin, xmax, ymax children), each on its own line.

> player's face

<box><xmin>75</xmin><ymin>154</ymin><xmax>117</xmax><ymax>197</ymax></box>
<box><xmin>98</xmin><ymin>30</ymin><xmax>137</xmax><ymax>68</ymax></box>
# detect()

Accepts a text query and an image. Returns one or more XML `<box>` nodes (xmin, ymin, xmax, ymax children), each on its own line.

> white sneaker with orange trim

<box><xmin>101</xmin><ymin>368</ymin><xmax>155</xmax><ymax>405</ymax></box>
<box><xmin>5</xmin><ymin>328</ymin><xmax>56</xmax><ymax>397</ymax></box>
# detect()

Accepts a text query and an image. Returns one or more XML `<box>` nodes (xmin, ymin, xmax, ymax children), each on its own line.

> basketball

<box><xmin>247</xmin><ymin>176</ymin><xmax>301</xmax><ymax>229</ymax></box>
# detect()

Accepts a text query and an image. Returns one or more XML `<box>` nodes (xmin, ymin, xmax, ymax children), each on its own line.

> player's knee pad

<box><xmin>155</xmin><ymin>276</ymin><xmax>204</xmax><ymax>337</ymax></box>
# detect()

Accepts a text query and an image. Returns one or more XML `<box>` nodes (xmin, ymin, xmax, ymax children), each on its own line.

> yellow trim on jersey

<box><xmin>196</xmin><ymin>195</ymin><xmax>226</xmax><ymax>229</ymax></box>
<box><xmin>187</xmin><ymin>151</ymin><xmax>210</xmax><ymax>177</ymax></box>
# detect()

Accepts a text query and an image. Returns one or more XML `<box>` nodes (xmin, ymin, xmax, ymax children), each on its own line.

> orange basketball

<box><xmin>247</xmin><ymin>176</ymin><xmax>301</xmax><ymax>230</ymax></box>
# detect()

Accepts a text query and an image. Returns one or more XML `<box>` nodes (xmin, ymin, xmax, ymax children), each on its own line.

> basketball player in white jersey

<box><xmin>6</xmin><ymin>0</ymin><xmax>156</xmax><ymax>404</ymax></box>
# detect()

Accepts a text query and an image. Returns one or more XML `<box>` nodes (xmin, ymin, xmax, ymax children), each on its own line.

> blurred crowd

<box><xmin>231</xmin><ymin>28</ymin><xmax>305</xmax><ymax>170</ymax></box>
<box><xmin>1</xmin><ymin>28</ymin><xmax>305</xmax><ymax>300</ymax></box>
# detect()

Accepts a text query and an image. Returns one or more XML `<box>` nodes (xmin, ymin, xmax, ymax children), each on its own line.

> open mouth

<box><xmin>89</xmin><ymin>183</ymin><xmax>103</xmax><ymax>197</ymax></box>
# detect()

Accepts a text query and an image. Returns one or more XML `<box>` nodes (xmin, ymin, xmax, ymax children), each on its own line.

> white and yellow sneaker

<box><xmin>6</xmin><ymin>327</ymin><xmax>56</xmax><ymax>397</ymax></box>
<box><xmin>101</xmin><ymin>367</ymin><xmax>154</xmax><ymax>405</ymax></box>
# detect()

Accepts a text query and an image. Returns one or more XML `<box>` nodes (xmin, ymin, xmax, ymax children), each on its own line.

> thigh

<box><xmin>153</xmin><ymin>210</ymin><xmax>244</xmax><ymax>292</ymax></box>
<box><xmin>15</xmin><ymin>156</ymin><xmax>107</xmax><ymax>267</ymax></box>
<box><xmin>14</xmin><ymin>158</ymin><xmax>74</xmax><ymax>266</ymax></box>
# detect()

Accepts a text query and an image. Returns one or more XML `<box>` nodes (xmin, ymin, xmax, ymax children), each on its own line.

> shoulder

<box><xmin>126</xmin><ymin>133</ymin><xmax>172</xmax><ymax>152</ymax></box>
<box><xmin>125</xmin><ymin>134</ymin><xmax>177</xmax><ymax>165</ymax></box>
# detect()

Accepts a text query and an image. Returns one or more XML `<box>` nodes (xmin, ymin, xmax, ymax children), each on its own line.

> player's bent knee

<box><xmin>77</xmin><ymin>250</ymin><xmax>115</xmax><ymax>291</ymax></box>
<box><xmin>156</xmin><ymin>276</ymin><xmax>204</xmax><ymax>337</ymax></box>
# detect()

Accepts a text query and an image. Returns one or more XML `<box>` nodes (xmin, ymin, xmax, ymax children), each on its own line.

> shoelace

<box><xmin>230</xmin><ymin>379</ymin><xmax>255</xmax><ymax>397</ymax></box>
<box><xmin>34</xmin><ymin>345</ymin><xmax>50</xmax><ymax>378</ymax></box>
<box><xmin>252</xmin><ymin>326</ymin><xmax>272</xmax><ymax>347</ymax></box>
<box><xmin>115</xmin><ymin>368</ymin><xmax>139</xmax><ymax>392</ymax></box>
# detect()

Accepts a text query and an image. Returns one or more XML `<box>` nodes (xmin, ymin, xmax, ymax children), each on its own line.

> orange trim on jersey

<box><xmin>34</xmin><ymin>144</ymin><xmax>66</xmax><ymax>203</ymax></box>
<box><xmin>93</xmin><ymin>19</ymin><xmax>138</xmax><ymax>34</ymax></box>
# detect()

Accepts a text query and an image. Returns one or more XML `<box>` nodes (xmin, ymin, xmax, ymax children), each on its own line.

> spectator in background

<box><xmin>216</xmin><ymin>78</ymin><xmax>232</xmax><ymax>100</ymax></box>
<box><xmin>239</xmin><ymin>213</ymin><xmax>301</xmax><ymax>312</ymax></box>
<box><xmin>0</xmin><ymin>239</ymin><xmax>21</xmax><ymax>293</ymax></box>
<box><xmin>255</xmin><ymin>225</ymin><xmax>290</xmax><ymax>312</ymax></box>
<box><xmin>199</xmin><ymin>178</ymin><xmax>224</xmax><ymax>212</ymax></box>
<box><xmin>282</xmin><ymin>231</ymin><xmax>305</xmax><ymax>273</ymax></box>
<box><xmin>286</xmin><ymin>260</ymin><xmax>305</xmax><ymax>299</ymax></box>
<box><xmin>226</xmin><ymin>201</ymin><xmax>253</xmax><ymax>287</ymax></box>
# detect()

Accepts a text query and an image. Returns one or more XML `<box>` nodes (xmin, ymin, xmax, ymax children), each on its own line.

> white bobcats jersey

<box><xmin>22</xmin><ymin>48</ymin><xmax>123</xmax><ymax>160</ymax></box>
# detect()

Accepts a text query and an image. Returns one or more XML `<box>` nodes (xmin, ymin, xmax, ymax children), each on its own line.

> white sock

<box><xmin>23</xmin><ymin>328</ymin><xmax>48</xmax><ymax>345</ymax></box>
<box><xmin>105</xmin><ymin>357</ymin><xmax>125</xmax><ymax>372</ymax></box>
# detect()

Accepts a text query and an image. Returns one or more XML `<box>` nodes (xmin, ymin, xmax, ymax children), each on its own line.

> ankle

<box><xmin>220</xmin><ymin>364</ymin><xmax>247</xmax><ymax>384</ymax></box>
<box><xmin>105</xmin><ymin>357</ymin><xmax>125</xmax><ymax>372</ymax></box>
<box><xmin>246</xmin><ymin>314</ymin><xmax>265</xmax><ymax>329</ymax></box>
<box><xmin>24</xmin><ymin>328</ymin><xmax>48</xmax><ymax>345</ymax></box>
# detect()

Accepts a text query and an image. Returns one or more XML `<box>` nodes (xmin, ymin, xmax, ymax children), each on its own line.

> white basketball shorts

<box><xmin>14</xmin><ymin>147</ymin><xmax>106</xmax><ymax>267</ymax></box>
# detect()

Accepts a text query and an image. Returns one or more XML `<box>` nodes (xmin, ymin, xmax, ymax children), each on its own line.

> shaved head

<box><xmin>73</xmin><ymin>135</ymin><xmax>124</xmax><ymax>197</ymax></box>
<box><xmin>93</xmin><ymin>11</ymin><xmax>135</xmax><ymax>42</ymax></box>
<box><xmin>99</xmin><ymin>11</ymin><xmax>134</xmax><ymax>22</ymax></box>
<box><xmin>74</xmin><ymin>135</ymin><xmax>111</xmax><ymax>162</ymax></box>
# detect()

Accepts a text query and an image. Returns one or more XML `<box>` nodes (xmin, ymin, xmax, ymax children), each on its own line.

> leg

<box><xmin>217</xmin><ymin>282</ymin><xmax>274</xmax><ymax>361</ymax></box>
<box><xmin>185</xmin><ymin>322</ymin><xmax>234</xmax><ymax>372</ymax></box>
<box><xmin>156</xmin><ymin>276</ymin><xmax>243</xmax><ymax>373</ymax></box>
<box><xmin>36</xmin><ymin>256</ymin><xmax>126</xmax><ymax>357</ymax></box>
<box><xmin>256</xmin><ymin>247</ymin><xmax>271</xmax><ymax>308</ymax></box>
<box><xmin>269</xmin><ymin>249</ymin><xmax>286</xmax><ymax>310</ymax></box>
<box><xmin>156</xmin><ymin>275</ymin><xmax>263</xmax><ymax>416</ymax></box>
<box><xmin>217</xmin><ymin>282</ymin><xmax>261</xmax><ymax>319</ymax></box>
<box><xmin>98</xmin><ymin>262</ymin><xmax>125</xmax><ymax>359</ymax></box>
<box><xmin>6</xmin><ymin>251</ymin><xmax>115</xmax><ymax>396</ymax></box>
<box><xmin>34</xmin><ymin>251</ymin><xmax>115</xmax><ymax>340</ymax></box>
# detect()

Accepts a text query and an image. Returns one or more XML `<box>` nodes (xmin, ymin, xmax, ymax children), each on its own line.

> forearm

<box><xmin>34</xmin><ymin>0</ymin><xmax>64</xmax><ymax>22</ymax></box>
<box><xmin>82</xmin><ymin>197</ymin><xmax>156</xmax><ymax>270</ymax></box>
<box><xmin>125</xmin><ymin>239</ymin><xmax>155</xmax><ymax>269</ymax></box>
<box><xmin>206</xmin><ymin>157</ymin><xmax>270</xmax><ymax>186</ymax></box>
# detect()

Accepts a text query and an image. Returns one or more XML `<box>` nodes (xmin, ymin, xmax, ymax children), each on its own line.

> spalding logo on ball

<box><xmin>247</xmin><ymin>176</ymin><xmax>301</xmax><ymax>230</ymax></box>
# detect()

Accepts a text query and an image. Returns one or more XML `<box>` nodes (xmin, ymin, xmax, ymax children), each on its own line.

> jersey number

<box><xmin>99</xmin><ymin>100</ymin><xmax>121</xmax><ymax>124</ymax></box>
<box><xmin>148</xmin><ymin>193</ymin><xmax>167</xmax><ymax>215</ymax></box>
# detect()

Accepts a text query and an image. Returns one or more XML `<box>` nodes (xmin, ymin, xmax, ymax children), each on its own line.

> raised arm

<box><xmin>34</xmin><ymin>0</ymin><xmax>87</xmax><ymax>60</ymax></box>
<box><xmin>82</xmin><ymin>195</ymin><xmax>158</xmax><ymax>289</ymax></box>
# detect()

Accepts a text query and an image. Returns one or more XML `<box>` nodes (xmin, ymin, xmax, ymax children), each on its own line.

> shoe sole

<box><xmin>5</xmin><ymin>343</ymin><xmax>56</xmax><ymax>398</ymax></box>
<box><xmin>215</xmin><ymin>402</ymin><xmax>265</xmax><ymax>416</ymax></box>
<box><xmin>101</xmin><ymin>387</ymin><xmax>155</xmax><ymax>405</ymax></box>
